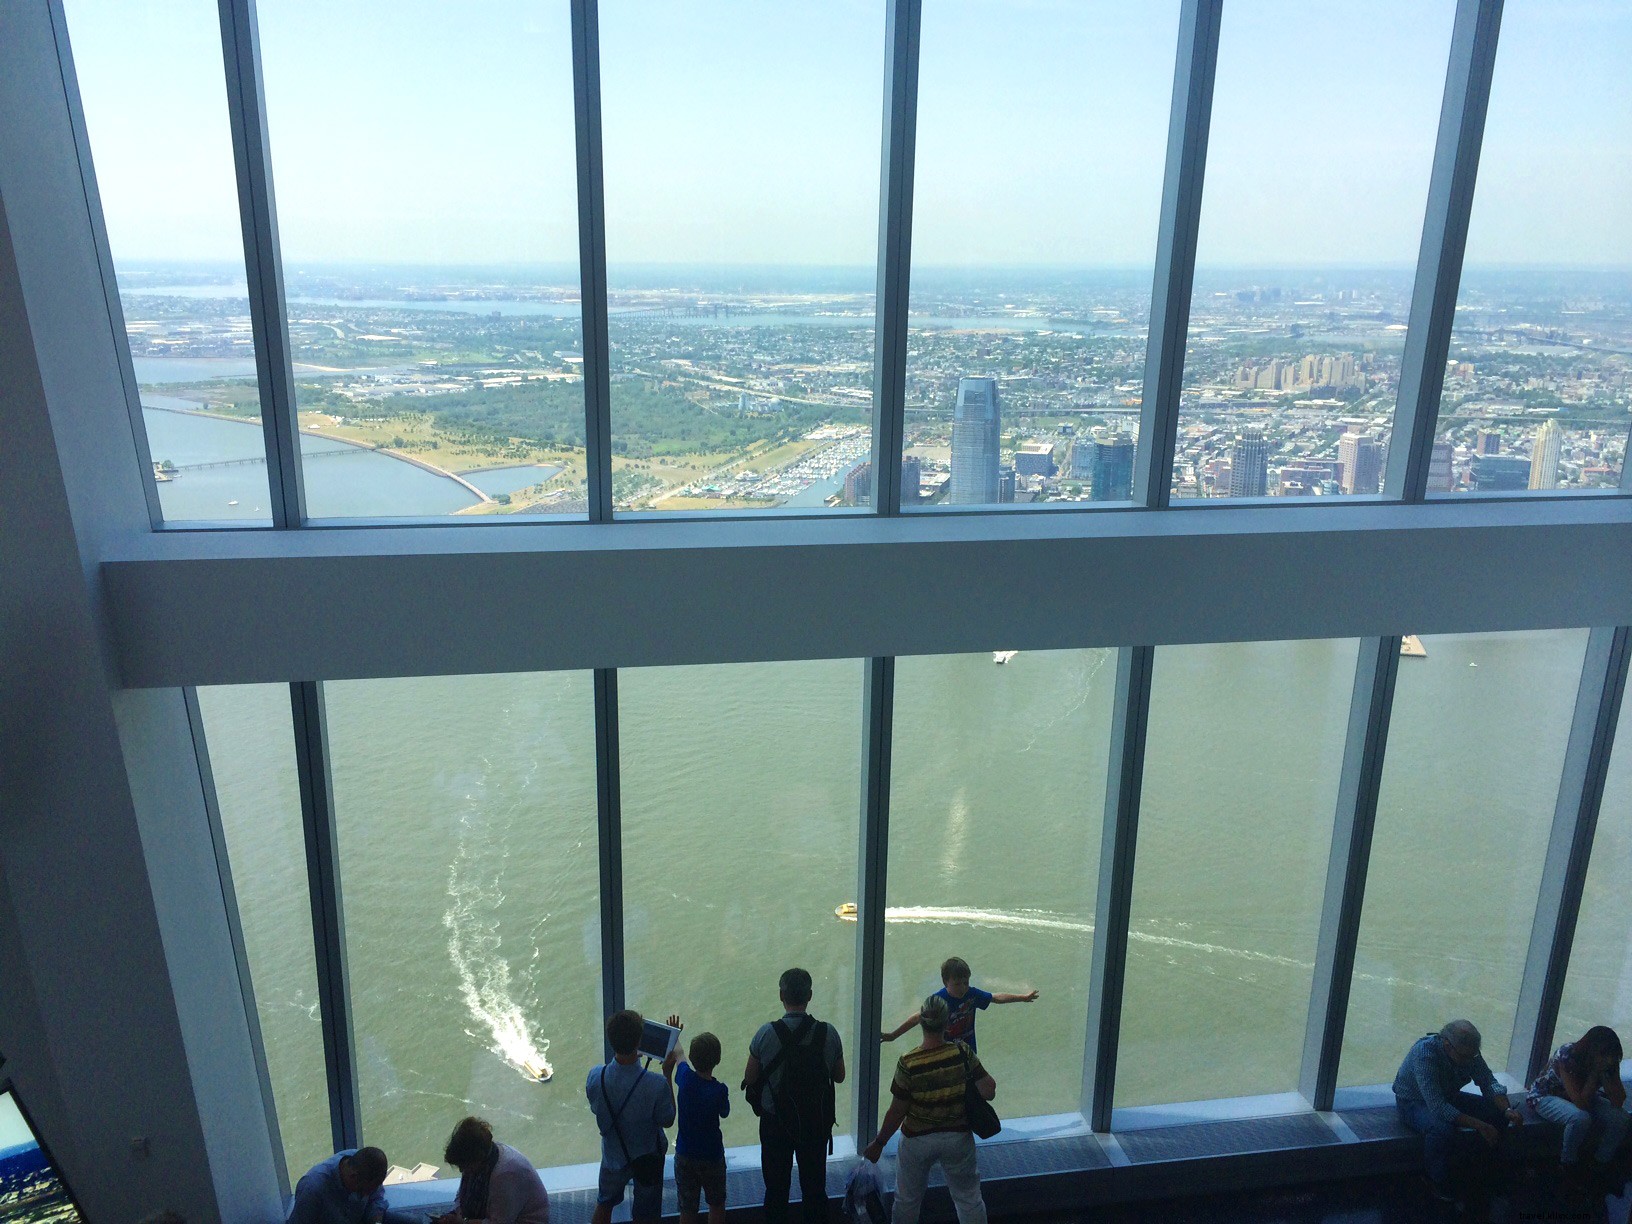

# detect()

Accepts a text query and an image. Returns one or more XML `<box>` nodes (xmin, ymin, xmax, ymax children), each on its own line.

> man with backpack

<box><xmin>744</xmin><ymin>967</ymin><xmax>846</xmax><ymax>1224</ymax></box>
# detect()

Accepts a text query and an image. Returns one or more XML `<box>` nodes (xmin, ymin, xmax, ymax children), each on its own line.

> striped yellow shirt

<box><xmin>890</xmin><ymin>1040</ymin><xmax>986</xmax><ymax>1136</ymax></box>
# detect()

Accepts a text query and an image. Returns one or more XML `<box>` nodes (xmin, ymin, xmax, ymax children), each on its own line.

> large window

<box><xmin>1557</xmin><ymin>696</ymin><xmax>1632</xmax><ymax>1043</ymax></box>
<box><xmin>257</xmin><ymin>1</ymin><xmax>588</xmax><ymax>519</ymax></box>
<box><xmin>883</xmin><ymin>649</ymin><xmax>1114</xmax><ymax>1120</ymax></box>
<box><xmin>599</xmin><ymin>3</ymin><xmax>884</xmax><ymax>512</ymax></box>
<box><xmin>1116</xmin><ymin>639</ymin><xmax>1357</xmax><ymax>1106</ymax></box>
<box><xmin>324</xmin><ymin>673</ymin><xmax>602</xmax><ymax>1170</ymax></box>
<box><xmin>620</xmin><ymin>660</ymin><xmax>864</xmax><ymax>1147</ymax></box>
<box><xmin>1174</xmin><ymin>0</ymin><xmax>1455</xmax><ymax>501</ymax></box>
<box><xmin>196</xmin><ymin>685</ymin><xmax>330</xmax><ymax>1178</ymax></box>
<box><xmin>1434</xmin><ymin>0</ymin><xmax>1632</xmax><ymax>495</ymax></box>
<box><xmin>63</xmin><ymin>0</ymin><xmax>273</xmax><ymax>524</ymax></box>
<box><xmin>903</xmin><ymin>3</ymin><xmax>1177</xmax><ymax>509</ymax></box>
<box><xmin>1339</xmin><ymin>630</ymin><xmax>1589</xmax><ymax>1087</ymax></box>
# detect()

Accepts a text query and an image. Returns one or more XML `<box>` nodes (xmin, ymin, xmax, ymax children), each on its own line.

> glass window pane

<box><xmin>197</xmin><ymin>684</ymin><xmax>330</xmax><ymax>1177</ymax></box>
<box><xmin>884</xmin><ymin>650</ymin><xmax>1114</xmax><ymax>1121</ymax></box>
<box><xmin>1173</xmin><ymin>0</ymin><xmax>1456</xmax><ymax>501</ymax></box>
<box><xmin>905</xmin><ymin>3</ymin><xmax>1177</xmax><ymax>508</ymax></box>
<box><xmin>257</xmin><ymin>2</ymin><xmax>588</xmax><ymax>519</ymax></box>
<box><xmin>1434</xmin><ymin>1</ymin><xmax>1632</xmax><ymax>495</ymax></box>
<box><xmin>1339</xmin><ymin>630</ymin><xmax>1589</xmax><ymax>1087</ymax></box>
<box><xmin>600</xmin><ymin>3</ymin><xmax>883</xmax><ymax>512</ymax></box>
<box><xmin>1558</xmin><ymin>693</ymin><xmax>1632</xmax><ymax>1043</ymax></box>
<box><xmin>1117</xmin><ymin>639</ymin><xmax>1358</xmax><ymax>1107</ymax></box>
<box><xmin>63</xmin><ymin>0</ymin><xmax>274</xmax><ymax>524</ymax></box>
<box><xmin>621</xmin><ymin>660</ymin><xmax>863</xmax><ymax>1147</ymax></box>
<box><xmin>0</xmin><ymin>1090</ymin><xmax>83</xmax><ymax>1221</ymax></box>
<box><xmin>325</xmin><ymin>674</ymin><xmax>601</xmax><ymax>1168</ymax></box>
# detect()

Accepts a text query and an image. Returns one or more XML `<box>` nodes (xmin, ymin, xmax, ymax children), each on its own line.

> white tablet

<box><xmin>638</xmin><ymin>1019</ymin><xmax>680</xmax><ymax>1062</ymax></box>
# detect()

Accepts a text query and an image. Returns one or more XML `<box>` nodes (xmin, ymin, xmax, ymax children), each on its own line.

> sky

<box><xmin>61</xmin><ymin>0</ymin><xmax>1632</xmax><ymax>271</ymax></box>
<box><xmin>0</xmin><ymin>1091</ymin><xmax>40</xmax><ymax>1154</ymax></box>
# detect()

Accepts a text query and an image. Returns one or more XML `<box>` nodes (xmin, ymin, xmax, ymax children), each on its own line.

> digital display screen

<box><xmin>0</xmin><ymin>1091</ymin><xmax>79</xmax><ymax>1223</ymax></box>
<box><xmin>638</xmin><ymin>1019</ymin><xmax>678</xmax><ymax>1061</ymax></box>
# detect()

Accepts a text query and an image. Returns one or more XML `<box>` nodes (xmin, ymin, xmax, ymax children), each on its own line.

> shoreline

<box><xmin>141</xmin><ymin>401</ymin><xmax>493</xmax><ymax>504</ymax></box>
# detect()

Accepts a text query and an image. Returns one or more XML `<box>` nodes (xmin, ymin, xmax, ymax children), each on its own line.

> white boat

<box><xmin>993</xmin><ymin>650</ymin><xmax>1018</xmax><ymax>665</ymax></box>
<box><xmin>227</xmin><ymin>499</ymin><xmax>239</xmax><ymax>506</ymax></box>
<box><xmin>835</xmin><ymin>902</ymin><xmax>857</xmax><ymax>921</ymax></box>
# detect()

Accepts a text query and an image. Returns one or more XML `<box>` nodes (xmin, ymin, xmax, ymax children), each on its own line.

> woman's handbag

<box><xmin>961</xmin><ymin>1044</ymin><xmax>1001</xmax><ymax>1139</ymax></box>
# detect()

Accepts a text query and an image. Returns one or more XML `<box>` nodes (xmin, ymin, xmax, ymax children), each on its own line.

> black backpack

<box><xmin>761</xmin><ymin>1016</ymin><xmax>836</xmax><ymax>1148</ymax></box>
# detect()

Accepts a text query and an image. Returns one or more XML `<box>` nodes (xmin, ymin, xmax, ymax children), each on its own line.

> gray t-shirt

<box><xmin>586</xmin><ymin>1060</ymin><xmax>675</xmax><ymax>1168</ymax></box>
<box><xmin>749</xmin><ymin>1012</ymin><xmax>844</xmax><ymax>1118</ymax></box>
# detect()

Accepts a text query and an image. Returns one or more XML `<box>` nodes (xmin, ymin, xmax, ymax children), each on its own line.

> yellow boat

<box><xmin>835</xmin><ymin>902</ymin><xmax>857</xmax><ymax>921</ymax></box>
<box><xmin>522</xmin><ymin>1058</ymin><xmax>554</xmax><ymax>1083</ymax></box>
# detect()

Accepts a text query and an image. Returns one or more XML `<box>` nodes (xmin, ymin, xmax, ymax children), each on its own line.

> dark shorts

<box><xmin>674</xmin><ymin>1153</ymin><xmax>727</xmax><ymax>1213</ymax></box>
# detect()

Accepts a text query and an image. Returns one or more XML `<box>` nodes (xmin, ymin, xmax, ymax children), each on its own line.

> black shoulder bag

<box><xmin>961</xmin><ymin>1044</ymin><xmax>1000</xmax><ymax>1139</ymax></box>
<box><xmin>602</xmin><ymin>1065</ymin><xmax>666</xmax><ymax>1185</ymax></box>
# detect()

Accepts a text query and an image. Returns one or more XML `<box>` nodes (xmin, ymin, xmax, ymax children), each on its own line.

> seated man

<box><xmin>1394</xmin><ymin>1019</ymin><xmax>1522</xmax><ymax>1201</ymax></box>
<box><xmin>287</xmin><ymin>1146</ymin><xmax>405</xmax><ymax>1224</ymax></box>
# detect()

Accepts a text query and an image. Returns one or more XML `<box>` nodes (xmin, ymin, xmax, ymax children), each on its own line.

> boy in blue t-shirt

<box><xmin>674</xmin><ymin>1028</ymin><xmax>730</xmax><ymax>1224</ymax></box>
<box><xmin>881</xmin><ymin>955</ymin><xmax>1039</xmax><ymax>1052</ymax></box>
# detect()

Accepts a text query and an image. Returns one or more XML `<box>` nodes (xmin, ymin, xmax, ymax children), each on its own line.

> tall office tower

<box><xmin>998</xmin><ymin>465</ymin><xmax>1016</xmax><ymax>504</ymax></box>
<box><xmin>1338</xmin><ymin>430</ymin><xmax>1383</xmax><ymax>494</ymax></box>
<box><xmin>1089</xmin><ymin>428</ymin><xmax>1135</xmax><ymax>501</ymax></box>
<box><xmin>900</xmin><ymin>456</ymin><xmax>922</xmax><ymax>505</ymax></box>
<box><xmin>1227</xmin><ymin>427</ymin><xmax>1269</xmax><ymax>498</ymax></box>
<box><xmin>950</xmin><ymin>376</ymin><xmax>1001</xmax><ymax>504</ymax></box>
<box><xmin>1475</xmin><ymin>429</ymin><xmax>1502</xmax><ymax>456</ymax></box>
<box><xmin>842</xmin><ymin>461</ymin><xmax>872</xmax><ymax>506</ymax></box>
<box><xmin>1427</xmin><ymin>439</ymin><xmax>1455</xmax><ymax>491</ymax></box>
<box><xmin>1529</xmin><ymin>419</ymin><xmax>1563</xmax><ymax>490</ymax></box>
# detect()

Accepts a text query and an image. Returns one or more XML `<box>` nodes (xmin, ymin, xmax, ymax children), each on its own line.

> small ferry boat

<box><xmin>521</xmin><ymin>1058</ymin><xmax>553</xmax><ymax>1083</ymax></box>
<box><xmin>993</xmin><ymin>650</ymin><xmax>1018</xmax><ymax>665</ymax></box>
<box><xmin>835</xmin><ymin>902</ymin><xmax>858</xmax><ymax>921</ymax></box>
<box><xmin>227</xmin><ymin>499</ymin><xmax>239</xmax><ymax>507</ymax></box>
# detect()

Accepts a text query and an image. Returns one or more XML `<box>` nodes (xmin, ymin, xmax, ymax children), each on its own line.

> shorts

<box><xmin>598</xmin><ymin>1159</ymin><xmax>665</xmax><ymax>1220</ymax></box>
<box><xmin>674</xmin><ymin>1153</ymin><xmax>727</xmax><ymax>1213</ymax></box>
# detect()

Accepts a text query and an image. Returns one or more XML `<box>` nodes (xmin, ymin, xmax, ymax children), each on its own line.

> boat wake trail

<box><xmin>878</xmin><ymin>906</ymin><xmax>1470</xmax><ymax>994</ymax></box>
<box><xmin>444</xmin><ymin>760</ymin><xmax>553</xmax><ymax>1083</ymax></box>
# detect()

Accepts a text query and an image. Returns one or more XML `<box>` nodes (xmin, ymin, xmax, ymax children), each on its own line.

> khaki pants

<box><xmin>892</xmin><ymin>1129</ymin><xmax>987</xmax><ymax>1224</ymax></box>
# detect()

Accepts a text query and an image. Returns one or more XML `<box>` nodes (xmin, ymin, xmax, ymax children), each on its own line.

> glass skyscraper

<box><xmin>1089</xmin><ymin>429</ymin><xmax>1135</xmax><ymax>501</ymax></box>
<box><xmin>1227</xmin><ymin>427</ymin><xmax>1269</xmax><ymax>498</ymax></box>
<box><xmin>949</xmin><ymin>376</ymin><xmax>1000</xmax><ymax>504</ymax></box>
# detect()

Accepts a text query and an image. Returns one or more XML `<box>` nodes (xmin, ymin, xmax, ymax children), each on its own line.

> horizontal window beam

<box><xmin>104</xmin><ymin>500</ymin><xmax>1632</xmax><ymax>687</ymax></box>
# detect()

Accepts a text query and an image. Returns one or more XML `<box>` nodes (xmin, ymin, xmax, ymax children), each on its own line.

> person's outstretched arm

<box><xmin>992</xmin><ymin>990</ymin><xmax>1039</xmax><ymax>1004</ymax></box>
<box><xmin>881</xmin><ymin>1010</ymin><xmax>918</xmax><ymax>1042</ymax></box>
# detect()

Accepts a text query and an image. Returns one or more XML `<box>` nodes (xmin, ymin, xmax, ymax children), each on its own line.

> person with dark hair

<box><xmin>428</xmin><ymin>1116</ymin><xmax>548</xmax><ymax>1224</ymax></box>
<box><xmin>744</xmin><ymin>968</ymin><xmax>845</xmax><ymax>1224</ymax></box>
<box><xmin>586</xmin><ymin>1009</ymin><xmax>679</xmax><ymax>1224</ymax></box>
<box><xmin>863</xmin><ymin>994</ymin><xmax>995</xmax><ymax>1224</ymax></box>
<box><xmin>674</xmin><ymin>1027</ymin><xmax>730</xmax><ymax>1224</ymax></box>
<box><xmin>1528</xmin><ymin>1025</ymin><xmax>1629</xmax><ymax>1195</ymax></box>
<box><xmin>288</xmin><ymin>1146</ymin><xmax>394</xmax><ymax>1224</ymax></box>
<box><xmin>1393</xmin><ymin>1020</ymin><xmax>1521</xmax><ymax>1204</ymax></box>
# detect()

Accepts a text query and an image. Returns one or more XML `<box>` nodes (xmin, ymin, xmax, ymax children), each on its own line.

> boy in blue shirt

<box><xmin>674</xmin><ymin>1027</ymin><xmax>730</xmax><ymax>1224</ymax></box>
<box><xmin>881</xmin><ymin>956</ymin><xmax>1038</xmax><ymax>1052</ymax></box>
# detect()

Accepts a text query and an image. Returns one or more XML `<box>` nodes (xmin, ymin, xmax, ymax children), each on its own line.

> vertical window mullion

<box><xmin>1130</xmin><ymin>0</ymin><xmax>1221</xmax><ymax>512</ymax></box>
<box><xmin>289</xmin><ymin>679</ymin><xmax>360</xmax><ymax>1150</ymax></box>
<box><xmin>1383</xmin><ymin>0</ymin><xmax>1504</xmax><ymax>504</ymax></box>
<box><xmin>571</xmin><ymin>0</ymin><xmax>615</xmax><ymax>524</ymax></box>
<box><xmin>1508</xmin><ymin>625</ymin><xmax>1632</xmax><ymax>1083</ymax></box>
<box><xmin>1298</xmin><ymin>636</ymin><xmax>1403</xmax><ymax>1110</ymax></box>
<box><xmin>593</xmin><ymin>668</ymin><xmax>626</xmax><ymax>1049</ymax></box>
<box><xmin>217</xmin><ymin>0</ymin><xmax>305</xmax><ymax>528</ymax></box>
<box><xmin>869</xmin><ymin>0</ymin><xmax>920</xmax><ymax>517</ymax></box>
<box><xmin>853</xmin><ymin>657</ymin><xmax>895</xmax><ymax>1145</ymax></box>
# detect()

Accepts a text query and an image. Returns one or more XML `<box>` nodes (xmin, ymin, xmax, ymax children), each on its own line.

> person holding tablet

<box><xmin>586</xmin><ymin>1008</ymin><xmax>680</xmax><ymax>1224</ymax></box>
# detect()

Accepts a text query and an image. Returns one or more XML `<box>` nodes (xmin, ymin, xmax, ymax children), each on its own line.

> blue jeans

<box><xmin>1397</xmin><ymin>1091</ymin><xmax>1509</xmax><ymax>1189</ymax></box>
<box><xmin>1531</xmin><ymin>1093</ymin><xmax>1630</xmax><ymax>1166</ymax></box>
